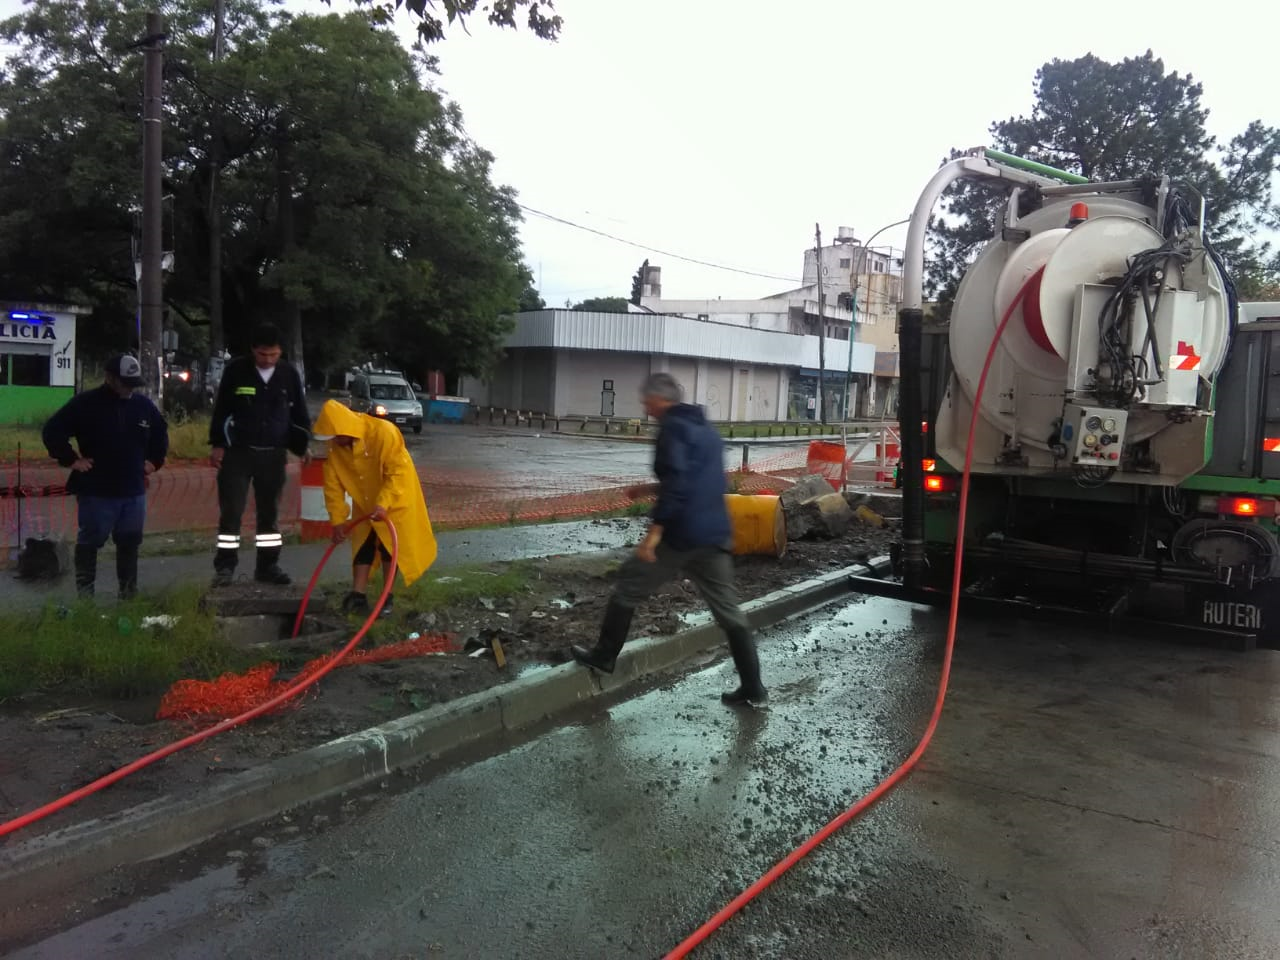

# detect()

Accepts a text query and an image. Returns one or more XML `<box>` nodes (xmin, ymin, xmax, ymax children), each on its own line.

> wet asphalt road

<box><xmin>9</xmin><ymin>595</ymin><xmax>1280</xmax><ymax>959</ymax></box>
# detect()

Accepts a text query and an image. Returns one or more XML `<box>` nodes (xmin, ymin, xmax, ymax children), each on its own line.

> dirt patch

<box><xmin>0</xmin><ymin>523</ymin><xmax>896</xmax><ymax>843</ymax></box>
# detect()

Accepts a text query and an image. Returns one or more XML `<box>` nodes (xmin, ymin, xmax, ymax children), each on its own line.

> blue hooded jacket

<box><xmin>650</xmin><ymin>403</ymin><xmax>731</xmax><ymax>550</ymax></box>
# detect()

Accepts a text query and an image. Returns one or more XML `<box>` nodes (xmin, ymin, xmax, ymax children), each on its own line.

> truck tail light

<box><xmin>925</xmin><ymin>475</ymin><xmax>955</xmax><ymax>493</ymax></box>
<box><xmin>922</xmin><ymin>459</ymin><xmax>936</xmax><ymax>472</ymax></box>
<box><xmin>1198</xmin><ymin>496</ymin><xmax>1277</xmax><ymax>518</ymax></box>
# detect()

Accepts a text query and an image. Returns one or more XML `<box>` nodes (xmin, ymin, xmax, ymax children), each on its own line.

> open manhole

<box><xmin>204</xmin><ymin>590</ymin><xmax>347</xmax><ymax>651</ymax></box>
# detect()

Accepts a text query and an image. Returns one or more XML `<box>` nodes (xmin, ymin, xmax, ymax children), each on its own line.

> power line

<box><xmin>517</xmin><ymin>203</ymin><xmax>805</xmax><ymax>285</ymax></box>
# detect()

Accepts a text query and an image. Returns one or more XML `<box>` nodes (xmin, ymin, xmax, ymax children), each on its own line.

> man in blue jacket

<box><xmin>570</xmin><ymin>373</ymin><xmax>767</xmax><ymax>705</ymax></box>
<box><xmin>42</xmin><ymin>354</ymin><xmax>169</xmax><ymax>599</ymax></box>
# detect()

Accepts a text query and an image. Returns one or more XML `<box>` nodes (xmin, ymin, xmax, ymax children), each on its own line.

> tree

<box><xmin>928</xmin><ymin>52</ymin><xmax>1280</xmax><ymax>312</ymax></box>
<box><xmin>572</xmin><ymin>296</ymin><xmax>630</xmax><ymax>313</ymax></box>
<box><xmin>0</xmin><ymin>0</ymin><xmax>535</xmax><ymax>382</ymax></box>
<box><xmin>630</xmin><ymin>258</ymin><xmax>649</xmax><ymax>305</ymax></box>
<box><xmin>517</xmin><ymin>283</ymin><xmax>545</xmax><ymax>311</ymax></box>
<box><xmin>332</xmin><ymin>0</ymin><xmax>562</xmax><ymax>43</ymax></box>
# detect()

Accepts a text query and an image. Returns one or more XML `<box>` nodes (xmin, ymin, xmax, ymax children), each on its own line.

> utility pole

<box><xmin>276</xmin><ymin>112</ymin><xmax>305</xmax><ymax>387</ymax></box>
<box><xmin>208</xmin><ymin>0</ymin><xmax>225</xmax><ymax>360</ymax></box>
<box><xmin>140</xmin><ymin>12</ymin><xmax>166</xmax><ymax>400</ymax></box>
<box><xmin>815</xmin><ymin>223</ymin><xmax>826</xmax><ymax>425</ymax></box>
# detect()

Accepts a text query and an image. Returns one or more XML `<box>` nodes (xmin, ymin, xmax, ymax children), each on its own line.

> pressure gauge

<box><xmin>1083</xmin><ymin>434</ymin><xmax>1098</xmax><ymax>448</ymax></box>
<box><xmin>1102</xmin><ymin>417</ymin><xmax>1117</xmax><ymax>432</ymax></box>
<box><xmin>1085</xmin><ymin>416</ymin><xmax>1101</xmax><ymax>431</ymax></box>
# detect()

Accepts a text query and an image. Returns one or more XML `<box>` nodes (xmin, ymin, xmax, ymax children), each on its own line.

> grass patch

<box><xmin>403</xmin><ymin>562</ymin><xmax>532</xmax><ymax>611</ymax></box>
<box><xmin>0</xmin><ymin>415</ymin><xmax>211</xmax><ymax>462</ymax></box>
<box><xmin>0</xmin><ymin>585</ymin><xmax>253</xmax><ymax>702</ymax></box>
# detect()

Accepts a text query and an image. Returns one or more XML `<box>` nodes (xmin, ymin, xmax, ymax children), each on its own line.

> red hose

<box><xmin>0</xmin><ymin>515</ymin><xmax>398</xmax><ymax>840</ymax></box>
<box><xmin>664</xmin><ymin>282</ymin><xmax>1035</xmax><ymax>958</ymax></box>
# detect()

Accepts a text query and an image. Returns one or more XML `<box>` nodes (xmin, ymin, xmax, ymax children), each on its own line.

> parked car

<box><xmin>349</xmin><ymin>371</ymin><xmax>424</xmax><ymax>433</ymax></box>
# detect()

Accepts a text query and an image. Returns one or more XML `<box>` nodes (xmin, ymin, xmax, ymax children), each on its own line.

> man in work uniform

<box><xmin>42</xmin><ymin>354</ymin><xmax>169</xmax><ymax>599</ymax></box>
<box><xmin>569</xmin><ymin>372</ymin><xmax>767</xmax><ymax>706</ymax></box>
<box><xmin>209</xmin><ymin>323</ymin><xmax>311</xmax><ymax>586</ymax></box>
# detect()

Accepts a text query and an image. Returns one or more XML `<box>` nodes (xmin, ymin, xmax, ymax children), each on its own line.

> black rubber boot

<box><xmin>341</xmin><ymin>591</ymin><xmax>369</xmax><ymax>615</ymax></box>
<box><xmin>721</xmin><ymin>625</ymin><xmax>767</xmax><ymax>706</ymax></box>
<box><xmin>116</xmin><ymin>539</ymin><xmax>140</xmax><ymax>601</ymax></box>
<box><xmin>213</xmin><ymin>544</ymin><xmax>238</xmax><ymax>583</ymax></box>
<box><xmin>571</xmin><ymin>600</ymin><xmax>633</xmax><ymax>674</ymax></box>
<box><xmin>74</xmin><ymin>544</ymin><xmax>97</xmax><ymax>598</ymax></box>
<box><xmin>254</xmin><ymin>548</ymin><xmax>291</xmax><ymax>585</ymax></box>
<box><xmin>376</xmin><ymin>592</ymin><xmax>395</xmax><ymax>619</ymax></box>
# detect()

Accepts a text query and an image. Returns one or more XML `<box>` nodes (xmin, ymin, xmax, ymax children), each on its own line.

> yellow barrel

<box><xmin>724</xmin><ymin>494</ymin><xmax>786</xmax><ymax>558</ymax></box>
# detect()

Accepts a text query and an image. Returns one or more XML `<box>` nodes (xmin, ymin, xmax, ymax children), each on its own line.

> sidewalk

<box><xmin>0</xmin><ymin>517</ymin><xmax>649</xmax><ymax>612</ymax></box>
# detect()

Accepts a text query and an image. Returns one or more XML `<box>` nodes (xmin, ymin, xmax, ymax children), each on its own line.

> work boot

<box><xmin>376</xmin><ymin>593</ymin><xmax>395</xmax><ymax>620</ymax></box>
<box><xmin>570</xmin><ymin>599</ymin><xmax>634</xmax><ymax>674</ymax></box>
<box><xmin>341</xmin><ymin>591</ymin><xmax>369</xmax><ymax>615</ymax></box>
<box><xmin>254</xmin><ymin>564</ymin><xmax>292</xmax><ymax>586</ymax></box>
<box><xmin>720</xmin><ymin>625</ymin><xmax>767</xmax><ymax>706</ymax></box>
<box><xmin>74</xmin><ymin>544</ymin><xmax>97</xmax><ymax>599</ymax></box>
<box><xmin>116</xmin><ymin>541</ymin><xmax>140</xmax><ymax>601</ymax></box>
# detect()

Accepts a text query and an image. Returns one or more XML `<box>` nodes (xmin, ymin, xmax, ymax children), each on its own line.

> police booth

<box><xmin>0</xmin><ymin>302</ymin><xmax>85</xmax><ymax>424</ymax></box>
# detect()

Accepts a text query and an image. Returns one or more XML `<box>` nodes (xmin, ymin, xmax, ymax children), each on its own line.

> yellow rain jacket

<box><xmin>311</xmin><ymin>400</ymin><xmax>437</xmax><ymax>586</ymax></box>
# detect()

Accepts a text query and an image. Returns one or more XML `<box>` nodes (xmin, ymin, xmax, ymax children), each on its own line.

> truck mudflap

<box><xmin>1187</xmin><ymin>583</ymin><xmax>1279</xmax><ymax>642</ymax></box>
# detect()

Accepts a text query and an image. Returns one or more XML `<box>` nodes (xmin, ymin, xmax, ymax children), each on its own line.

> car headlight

<box><xmin>375</xmin><ymin>404</ymin><xmax>388</xmax><ymax>416</ymax></box>
<box><xmin>413</xmin><ymin>405</ymin><xmax>422</xmax><ymax>416</ymax></box>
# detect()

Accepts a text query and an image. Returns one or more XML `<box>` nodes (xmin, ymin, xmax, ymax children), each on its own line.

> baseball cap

<box><xmin>107</xmin><ymin>354</ymin><xmax>144</xmax><ymax>387</ymax></box>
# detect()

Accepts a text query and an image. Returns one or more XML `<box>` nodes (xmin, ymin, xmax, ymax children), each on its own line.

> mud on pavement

<box><xmin>0</xmin><ymin>522</ymin><xmax>896</xmax><ymax>843</ymax></box>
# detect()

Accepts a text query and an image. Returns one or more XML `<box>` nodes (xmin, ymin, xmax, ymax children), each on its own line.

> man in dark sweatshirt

<box><xmin>569</xmin><ymin>373</ymin><xmax>767</xmax><ymax>705</ymax></box>
<box><xmin>42</xmin><ymin>354</ymin><xmax>169</xmax><ymax>598</ymax></box>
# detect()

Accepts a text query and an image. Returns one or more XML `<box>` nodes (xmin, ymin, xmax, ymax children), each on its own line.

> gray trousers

<box><xmin>613</xmin><ymin>543</ymin><xmax>751</xmax><ymax>634</ymax></box>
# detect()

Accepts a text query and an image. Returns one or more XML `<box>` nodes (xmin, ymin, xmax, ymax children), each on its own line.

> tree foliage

<box><xmin>572</xmin><ymin>296</ymin><xmax>629</xmax><ymax>313</ymax></box>
<box><xmin>928</xmin><ymin>52</ymin><xmax>1280</xmax><ymax>312</ymax></box>
<box><xmin>0</xmin><ymin>0</ymin><xmax>535</xmax><ymax>381</ymax></box>
<box><xmin>630</xmin><ymin>258</ymin><xmax>649</xmax><ymax>305</ymax></box>
<box><xmin>333</xmin><ymin>0</ymin><xmax>561</xmax><ymax>44</ymax></box>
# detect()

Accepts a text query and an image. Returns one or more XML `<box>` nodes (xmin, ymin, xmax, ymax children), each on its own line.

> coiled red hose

<box><xmin>0</xmin><ymin>515</ymin><xmax>398</xmax><ymax>840</ymax></box>
<box><xmin>664</xmin><ymin>280</ymin><xmax>1035</xmax><ymax>958</ymax></box>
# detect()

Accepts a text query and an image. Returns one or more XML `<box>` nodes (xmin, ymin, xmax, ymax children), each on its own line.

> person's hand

<box><xmin>144</xmin><ymin>462</ymin><xmax>156</xmax><ymax>476</ymax></box>
<box><xmin>71</xmin><ymin>458</ymin><xmax>93</xmax><ymax>473</ymax></box>
<box><xmin>370</xmin><ymin>505</ymin><xmax>389</xmax><ymax>522</ymax></box>
<box><xmin>210</xmin><ymin>448</ymin><xmax>225</xmax><ymax>469</ymax></box>
<box><xmin>636</xmin><ymin>540</ymin><xmax>658</xmax><ymax>563</ymax></box>
<box><xmin>302</xmin><ymin>451</ymin><xmax>313</xmax><ymax>467</ymax></box>
<box><xmin>331</xmin><ymin>524</ymin><xmax>349</xmax><ymax>545</ymax></box>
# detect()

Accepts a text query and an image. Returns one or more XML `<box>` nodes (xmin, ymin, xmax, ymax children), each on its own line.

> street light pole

<box><xmin>843</xmin><ymin>216</ymin><xmax>910</xmax><ymax>420</ymax></box>
<box><xmin>140</xmin><ymin>12</ymin><xmax>166</xmax><ymax>401</ymax></box>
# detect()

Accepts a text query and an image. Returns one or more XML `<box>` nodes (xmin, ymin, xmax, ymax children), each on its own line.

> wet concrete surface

<box><xmin>0</xmin><ymin>517</ymin><xmax>649</xmax><ymax>611</ymax></box>
<box><xmin>11</xmin><ymin>595</ymin><xmax>1280</xmax><ymax>959</ymax></box>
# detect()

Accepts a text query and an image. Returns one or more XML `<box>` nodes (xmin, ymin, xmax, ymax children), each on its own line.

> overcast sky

<box><xmin>4</xmin><ymin>0</ymin><xmax>1276</xmax><ymax>306</ymax></box>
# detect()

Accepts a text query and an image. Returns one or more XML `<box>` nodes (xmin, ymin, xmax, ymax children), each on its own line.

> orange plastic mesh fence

<box><xmin>2</xmin><ymin>442</ymin><xmax>891</xmax><ymax>558</ymax></box>
<box><xmin>156</xmin><ymin>633</ymin><xmax>460</xmax><ymax>723</ymax></box>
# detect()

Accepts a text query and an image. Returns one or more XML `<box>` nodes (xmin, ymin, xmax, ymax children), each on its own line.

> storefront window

<box><xmin>5</xmin><ymin>352</ymin><xmax>50</xmax><ymax>386</ymax></box>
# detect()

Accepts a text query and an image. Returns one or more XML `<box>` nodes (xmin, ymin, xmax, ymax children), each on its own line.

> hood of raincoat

<box><xmin>312</xmin><ymin>399</ymin><xmax>367</xmax><ymax>442</ymax></box>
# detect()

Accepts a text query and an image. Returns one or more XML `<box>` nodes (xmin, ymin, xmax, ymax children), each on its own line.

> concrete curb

<box><xmin>0</xmin><ymin>560</ymin><xmax>886</xmax><ymax>904</ymax></box>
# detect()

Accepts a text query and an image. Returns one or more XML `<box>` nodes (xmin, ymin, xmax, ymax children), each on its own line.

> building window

<box><xmin>1</xmin><ymin>352</ymin><xmax>50</xmax><ymax>387</ymax></box>
<box><xmin>839</xmin><ymin>258</ymin><xmax>851</xmax><ymax>269</ymax></box>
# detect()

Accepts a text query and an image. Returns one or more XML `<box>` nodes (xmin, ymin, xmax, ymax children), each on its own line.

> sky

<box><xmin>3</xmin><ymin>0</ymin><xmax>1277</xmax><ymax>306</ymax></box>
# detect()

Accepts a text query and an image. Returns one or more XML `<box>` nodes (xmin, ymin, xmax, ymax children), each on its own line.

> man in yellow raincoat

<box><xmin>311</xmin><ymin>400</ymin><xmax>437</xmax><ymax>617</ymax></box>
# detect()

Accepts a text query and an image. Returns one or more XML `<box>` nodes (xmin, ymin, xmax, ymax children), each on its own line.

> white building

<box><xmin>461</xmin><ymin>233</ymin><xmax>901</xmax><ymax>423</ymax></box>
<box><xmin>459</xmin><ymin>309</ymin><xmax>875</xmax><ymax>422</ymax></box>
